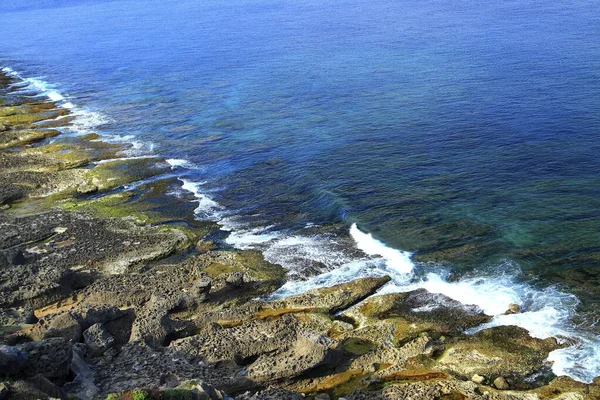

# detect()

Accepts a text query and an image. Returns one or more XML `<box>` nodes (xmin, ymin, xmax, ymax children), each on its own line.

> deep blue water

<box><xmin>1</xmin><ymin>0</ymin><xmax>600</xmax><ymax>381</ymax></box>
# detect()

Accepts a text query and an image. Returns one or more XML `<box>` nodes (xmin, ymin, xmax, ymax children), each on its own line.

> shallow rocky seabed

<box><xmin>0</xmin><ymin>70</ymin><xmax>598</xmax><ymax>400</ymax></box>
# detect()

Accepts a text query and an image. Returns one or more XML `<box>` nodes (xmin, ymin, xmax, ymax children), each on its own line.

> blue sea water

<box><xmin>1</xmin><ymin>0</ymin><xmax>600</xmax><ymax>381</ymax></box>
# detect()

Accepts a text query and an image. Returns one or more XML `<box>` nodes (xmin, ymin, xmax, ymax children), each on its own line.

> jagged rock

<box><xmin>176</xmin><ymin>380</ymin><xmax>228</xmax><ymax>399</ymax></box>
<box><xmin>266</xmin><ymin>276</ymin><xmax>391</xmax><ymax>315</ymax></box>
<box><xmin>63</xmin><ymin>350</ymin><xmax>100</xmax><ymax>399</ymax></box>
<box><xmin>31</xmin><ymin>306</ymin><xmax>124</xmax><ymax>342</ymax></box>
<box><xmin>247</xmin><ymin>330</ymin><xmax>340</xmax><ymax>382</ymax></box>
<box><xmin>438</xmin><ymin>325</ymin><xmax>559</xmax><ymax>379</ymax></box>
<box><xmin>92</xmin><ymin>341</ymin><xmax>253</xmax><ymax>395</ymax></box>
<box><xmin>83</xmin><ymin>323</ymin><xmax>115</xmax><ymax>356</ymax></box>
<box><xmin>26</xmin><ymin>374</ymin><xmax>68</xmax><ymax>400</ymax></box>
<box><xmin>235</xmin><ymin>388</ymin><xmax>304</xmax><ymax>400</ymax></box>
<box><xmin>345</xmin><ymin>379</ymin><xmax>483</xmax><ymax>400</ymax></box>
<box><xmin>76</xmin><ymin>183</ymin><xmax>98</xmax><ymax>194</ymax></box>
<box><xmin>0</xmin><ymin>345</ymin><xmax>28</xmax><ymax>376</ymax></box>
<box><xmin>226</xmin><ymin>271</ymin><xmax>244</xmax><ymax>287</ymax></box>
<box><xmin>0</xmin><ymin>383</ymin><xmax>8</xmax><ymax>400</ymax></box>
<box><xmin>18</xmin><ymin>337</ymin><xmax>72</xmax><ymax>381</ymax></box>
<box><xmin>171</xmin><ymin>314</ymin><xmax>300</xmax><ymax>363</ymax></box>
<box><xmin>42</xmin><ymin>312</ymin><xmax>82</xmax><ymax>342</ymax></box>
<box><xmin>494</xmin><ymin>376</ymin><xmax>510</xmax><ymax>390</ymax></box>
<box><xmin>342</xmin><ymin>288</ymin><xmax>491</xmax><ymax>340</ymax></box>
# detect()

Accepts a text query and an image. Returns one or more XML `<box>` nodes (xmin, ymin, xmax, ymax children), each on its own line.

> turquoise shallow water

<box><xmin>1</xmin><ymin>0</ymin><xmax>600</xmax><ymax>381</ymax></box>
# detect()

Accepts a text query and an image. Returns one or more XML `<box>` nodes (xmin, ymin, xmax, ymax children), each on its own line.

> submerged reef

<box><xmin>0</xmin><ymin>69</ymin><xmax>599</xmax><ymax>400</ymax></box>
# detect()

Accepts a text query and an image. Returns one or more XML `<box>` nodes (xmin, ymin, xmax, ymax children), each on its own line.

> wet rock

<box><xmin>19</xmin><ymin>337</ymin><xmax>72</xmax><ymax>381</ymax></box>
<box><xmin>494</xmin><ymin>376</ymin><xmax>510</xmax><ymax>390</ymax></box>
<box><xmin>505</xmin><ymin>303</ymin><xmax>522</xmax><ymax>315</ymax></box>
<box><xmin>83</xmin><ymin>323</ymin><xmax>115</xmax><ymax>356</ymax></box>
<box><xmin>0</xmin><ymin>128</ymin><xmax>61</xmax><ymax>149</ymax></box>
<box><xmin>196</xmin><ymin>240</ymin><xmax>217</xmax><ymax>252</ymax></box>
<box><xmin>342</xmin><ymin>288</ymin><xmax>491</xmax><ymax>340</ymax></box>
<box><xmin>438</xmin><ymin>325</ymin><xmax>559</xmax><ymax>380</ymax></box>
<box><xmin>265</xmin><ymin>276</ymin><xmax>391</xmax><ymax>315</ymax></box>
<box><xmin>76</xmin><ymin>183</ymin><xmax>98</xmax><ymax>194</ymax></box>
<box><xmin>0</xmin><ymin>345</ymin><xmax>28</xmax><ymax>376</ymax></box>
<box><xmin>314</xmin><ymin>394</ymin><xmax>331</xmax><ymax>400</ymax></box>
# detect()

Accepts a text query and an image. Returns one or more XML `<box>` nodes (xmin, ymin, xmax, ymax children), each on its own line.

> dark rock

<box><xmin>63</xmin><ymin>350</ymin><xmax>99</xmax><ymax>399</ymax></box>
<box><xmin>0</xmin><ymin>183</ymin><xmax>26</xmax><ymax>205</ymax></box>
<box><xmin>0</xmin><ymin>345</ymin><xmax>28</xmax><ymax>376</ymax></box>
<box><xmin>19</xmin><ymin>337</ymin><xmax>72</xmax><ymax>381</ymax></box>
<box><xmin>83</xmin><ymin>323</ymin><xmax>115</xmax><ymax>357</ymax></box>
<box><xmin>0</xmin><ymin>383</ymin><xmax>7</xmax><ymax>400</ymax></box>
<box><xmin>26</xmin><ymin>374</ymin><xmax>68</xmax><ymax>400</ymax></box>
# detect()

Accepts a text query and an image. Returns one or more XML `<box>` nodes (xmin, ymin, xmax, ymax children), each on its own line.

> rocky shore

<box><xmin>0</xmin><ymin>70</ymin><xmax>598</xmax><ymax>400</ymax></box>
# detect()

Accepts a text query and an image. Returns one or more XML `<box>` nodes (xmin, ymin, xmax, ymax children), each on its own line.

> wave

<box><xmin>2</xmin><ymin>66</ymin><xmax>112</xmax><ymax>134</ymax></box>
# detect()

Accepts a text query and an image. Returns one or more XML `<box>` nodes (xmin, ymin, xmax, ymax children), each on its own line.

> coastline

<box><xmin>1</xmin><ymin>69</ymin><xmax>599</xmax><ymax>400</ymax></box>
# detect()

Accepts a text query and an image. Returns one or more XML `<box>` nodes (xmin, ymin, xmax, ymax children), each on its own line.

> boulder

<box><xmin>494</xmin><ymin>376</ymin><xmax>510</xmax><ymax>390</ymax></box>
<box><xmin>83</xmin><ymin>323</ymin><xmax>115</xmax><ymax>357</ymax></box>
<box><xmin>342</xmin><ymin>288</ymin><xmax>491</xmax><ymax>340</ymax></box>
<box><xmin>505</xmin><ymin>303</ymin><xmax>522</xmax><ymax>315</ymax></box>
<box><xmin>264</xmin><ymin>276</ymin><xmax>391</xmax><ymax>315</ymax></box>
<box><xmin>18</xmin><ymin>337</ymin><xmax>72</xmax><ymax>381</ymax></box>
<box><xmin>42</xmin><ymin>312</ymin><xmax>82</xmax><ymax>343</ymax></box>
<box><xmin>0</xmin><ymin>345</ymin><xmax>28</xmax><ymax>376</ymax></box>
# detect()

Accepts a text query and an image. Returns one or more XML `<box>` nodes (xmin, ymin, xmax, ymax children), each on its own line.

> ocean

<box><xmin>1</xmin><ymin>0</ymin><xmax>599</xmax><ymax>382</ymax></box>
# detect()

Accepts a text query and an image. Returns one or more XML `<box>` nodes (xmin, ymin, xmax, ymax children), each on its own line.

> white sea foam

<box><xmin>94</xmin><ymin>155</ymin><xmax>156</xmax><ymax>164</ymax></box>
<box><xmin>225</xmin><ymin>226</ymin><xmax>280</xmax><ymax>249</ymax></box>
<box><xmin>166</xmin><ymin>159</ymin><xmax>196</xmax><ymax>169</ymax></box>
<box><xmin>350</xmin><ymin>223</ymin><xmax>414</xmax><ymax>274</ymax></box>
<box><xmin>2</xmin><ymin>66</ymin><xmax>111</xmax><ymax>134</ymax></box>
<box><xmin>179</xmin><ymin>178</ymin><xmax>223</xmax><ymax>220</ymax></box>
